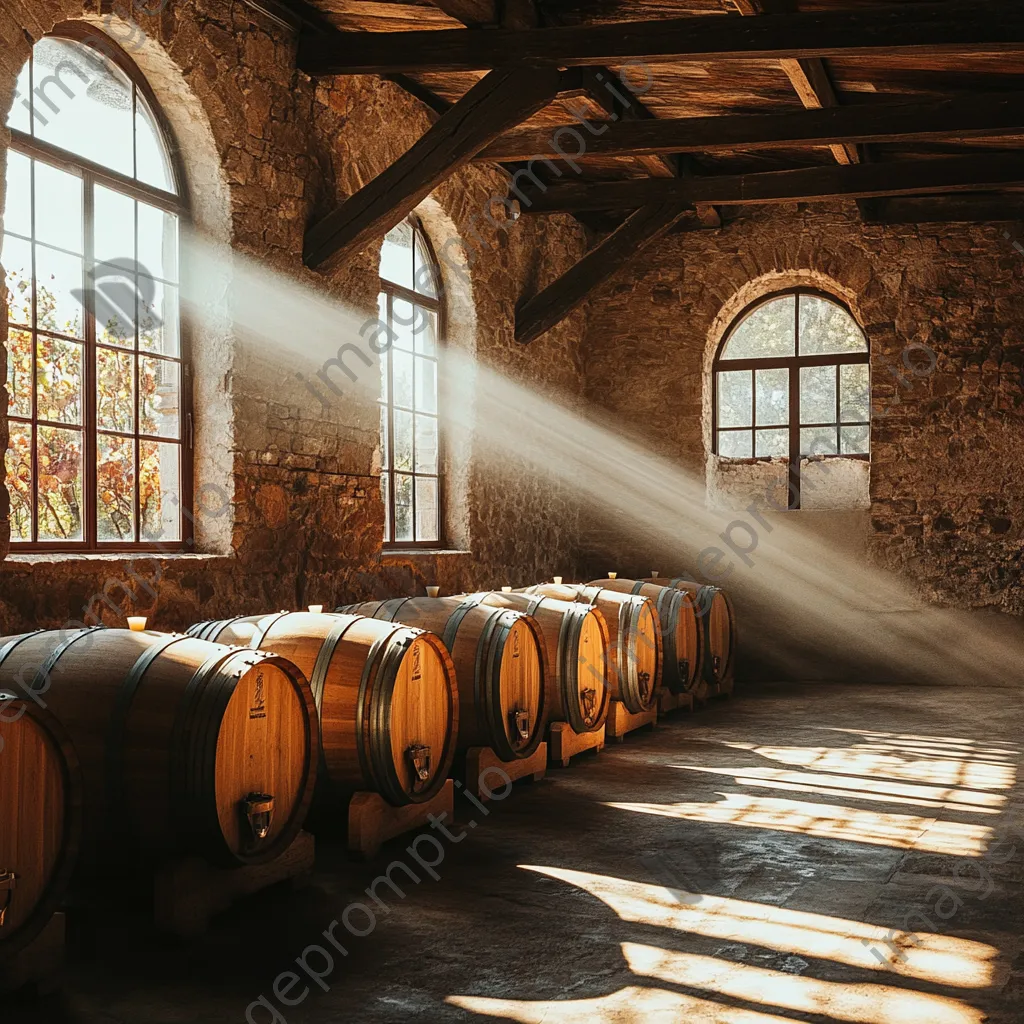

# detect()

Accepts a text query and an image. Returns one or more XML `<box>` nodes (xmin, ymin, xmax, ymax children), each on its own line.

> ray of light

<box><xmin>518</xmin><ymin>865</ymin><xmax>1000</xmax><ymax>988</ymax></box>
<box><xmin>670</xmin><ymin>764</ymin><xmax>1006</xmax><ymax>813</ymax></box>
<box><xmin>624</xmin><ymin>943</ymin><xmax>985</xmax><ymax>1024</ymax></box>
<box><xmin>607</xmin><ymin>793</ymin><xmax>994</xmax><ymax>855</ymax></box>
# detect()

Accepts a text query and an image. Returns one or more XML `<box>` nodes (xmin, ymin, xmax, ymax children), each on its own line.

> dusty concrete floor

<box><xmin>11</xmin><ymin>681</ymin><xmax>1024</xmax><ymax>1024</ymax></box>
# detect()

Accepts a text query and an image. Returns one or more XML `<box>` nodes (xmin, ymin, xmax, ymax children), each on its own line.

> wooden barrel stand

<box><xmin>658</xmin><ymin>689</ymin><xmax>695</xmax><ymax>715</ymax></box>
<box><xmin>605</xmin><ymin>701</ymin><xmax>658</xmax><ymax>743</ymax></box>
<box><xmin>0</xmin><ymin>913</ymin><xmax>66</xmax><ymax>995</ymax></box>
<box><xmin>462</xmin><ymin>743</ymin><xmax>547</xmax><ymax>802</ymax></box>
<box><xmin>348</xmin><ymin>780</ymin><xmax>455</xmax><ymax>862</ymax></box>
<box><xmin>548</xmin><ymin>723</ymin><xmax>605</xmax><ymax>767</ymax></box>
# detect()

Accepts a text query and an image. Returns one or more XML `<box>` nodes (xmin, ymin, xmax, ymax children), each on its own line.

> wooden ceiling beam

<box><xmin>303</xmin><ymin>66</ymin><xmax>562</xmax><ymax>270</ymax></box>
<box><xmin>519</xmin><ymin>153</ymin><xmax>1024</xmax><ymax>213</ymax></box>
<box><xmin>298</xmin><ymin>2</ymin><xmax>1024</xmax><ymax>75</ymax></box>
<box><xmin>515</xmin><ymin>202</ymin><xmax>693</xmax><ymax>344</ymax></box>
<box><xmin>476</xmin><ymin>93</ymin><xmax>1024</xmax><ymax>161</ymax></box>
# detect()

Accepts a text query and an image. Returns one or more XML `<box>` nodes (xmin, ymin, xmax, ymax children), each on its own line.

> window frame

<box><xmin>4</xmin><ymin>26</ymin><xmax>194</xmax><ymax>552</ymax></box>
<box><xmin>712</xmin><ymin>287</ymin><xmax>870</xmax><ymax>511</ymax></box>
<box><xmin>378</xmin><ymin>213</ymin><xmax>445</xmax><ymax>549</ymax></box>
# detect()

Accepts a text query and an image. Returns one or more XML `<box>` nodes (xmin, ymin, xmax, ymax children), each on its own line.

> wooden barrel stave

<box><xmin>519</xmin><ymin>584</ymin><xmax>661</xmax><ymax>714</ymax></box>
<box><xmin>189</xmin><ymin>612</ymin><xmax>458</xmax><ymax>807</ymax></box>
<box><xmin>651</xmin><ymin>578</ymin><xmax>737</xmax><ymax>689</ymax></box>
<box><xmin>472</xmin><ymin>592</ymin><xmax>610</xmax><ymax>734</ymax></box>
<box><xmin>588</xmin><ymin>579</ymin><xmax>704</xmax><ymax>695</ymax></box>
<box><xmin>0</xmin><ymin>679</ymin><xmax>83</xmax><ymax>957</ymax></box>
<box><xmin>0</xmin><ymin>629</ymin><xmax>317</xmax><ymax>868</ymax></box>
<box><xmin>339</xmin><ymin>597</ymin><xmax>548</xmax><ymax>761</ymax></box>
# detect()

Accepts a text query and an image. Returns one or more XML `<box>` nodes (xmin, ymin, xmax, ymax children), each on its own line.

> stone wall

<box><xmin>0</xmin><ymin>0</ymin><xmax>589</xmax><ymax>633</ymax></box>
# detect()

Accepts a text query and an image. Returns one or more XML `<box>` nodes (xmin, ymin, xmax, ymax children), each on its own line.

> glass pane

<box><xmin>840</xmin><ymin>363</ymin><xmax>870</xmax><ymax>422</ymax></box>
<box><xmin>7</xmin><ymin>59</ymin><xmax>31</xmax><ymax>134</ymax></box>
<box><xmin>799</xmin><ymin>294</ymin><xmax>867</xmax><ymax>355</ymax></box>
<box><xmin>37</xmin><ymin>425</ymin><xmax>83</xmax><ymax>541</ymax></box>
<box><xmin>413</xmin><ymin>230</ymin><xmax>438</xmax><ymax>298</ymax></box>
<box><xmin>391</xmin><ymin>297</ymin><xmax>417</xmax><ymax>352</ymax></box>
<box><xmin>135</xmin><ymin>95</ymin><xmax>175</xmax><ymax>192</ymax></box>
<box><xmin>94</xmin><ymin>262</ymin><xmax>136</xmax><ymax>347</ymax></box>
<box><xmin>721</xmin><ymin>295</ymin><xmax>796</xmax><ymax>359</ymax></box>
<box><xmin>754</xmin><ymin>367</ymin><xmax>788</xmax><ymax>426</ymax></box>
<box><xmin>97</xmin><ymin>347</ymin><xmax>135</xmax><ymax>432</ymax></box>
<box><xmin>717</xmin><ymin>370</ymin><xmax>752</xmax><ymax>428</ymax></box>
<box><xmin>392</xmin><ymin>350</ymin><xmax>414</xmax><ymax>408</ymax></box>
<box><xmin>140</xmin><ymin>440</ymin><xmax>180</xmax><ymax>541</ymax></box>
<box><xmin>94</xmin><ymin>185</ymin><xmax>135</xmax><ymax>266</ymax></box>
<box><xmin>36</xmin><ymin>335</ymin><xmax>82</xmax><ymax>425</ymax></box>
<box><xmin>380</xmin><ymin>220</ymin><xmax>414</xmax><ymax>289</ymax></box>
<box><xmin>755</xmin><ymin>428</ymin><xmax>789</xmax><ymax>458</ymax></box>
<box><xmin>416</xmin><ymin>307</ymin><xmax>437</xmax><ymax>355</ymax></box>
<box><xmin>137</xmin><ymin>203</ymin><xmax>178</xmax><ymax>283</ymax></box>
<box><xmin>380</xmin><ymin>471</ymin><xmax>390</xmax><ymax>541</ymax></box>
<box><xmin>393</xmin><ymin>409</ymin><xmax>413</xmax><ymax>472</ymax></box>
<box><xmin>6</xmin><ymin>422</ymin><xmax>33</xmax><ymax>541</ymax></box>
<box><xmin>35</xmin><ymin>244</ymin><xmax>84</xmax><ymax>338</ymax></box>
<box><xmin>801</xmin><ymin>426</ymin><xmax>838</xmax><ymax>456</ymax></box>
<box><xmin>415</xmin><ymin>415</ymin><xmax>438</xmax><ymax>473</ymax></box>
<box><xmin>6</xmin><ymin>329</ymin><xmax>33</xmax><ymax>418</ymax></box>
<box><xmin>140</xmin><ymin>356</ymin><xmax>180</xmax><ymax>437</ymax></box>
<box><xmin>2</xmin><ymin>234</ymin><xmax>33</xmax><ymax>327</ymax></box>
<box><xmin>800</xmin><ymin>365</ymin><xmax>837</xmax><ymax>425</ymax></box>
<box><xmin>394</xmin><ymin>472</ymin><xmax>413</xmax><ymax>543</ymax></box>
<box><xmin>33</xmin><ymin>38</ymin><xmax>134</xmax><ymax>178</ymax></box>
<box><xmin>415</xmin><ymin>356</ymin><xmax>437</xmax><ymax>414</ymax></box>
<box><xmin>139</xmin><ymin>277</ymin><xmax>179</xmax><ymax>355</ymax></box>
<box><xmin>97</xmin><ymin>433</ymin><xmax>136</xmax><ymax>542</ymax></box>
<box><xmin>415</xmin><ymin>476</ymin><xmax>438</xmax><ymax>542</ymax></box>
<box><xmin>841</xmin><ymin>424</ymin><xmax>870</xmax><ymax>455</ymax></box>
<box><xmin>718</xmin><ymin>431</ymin><xmax>752</xmax><ymax>458</ymax></box>
<box><xmin>4</xmin><ymin>151</ymin><xmax>32</xmax><ymax>238</ymax></box>
<box><xmin>33</xmin><ymin>161</ymin><xmax>82</xmax><ymax>254</ymax></box>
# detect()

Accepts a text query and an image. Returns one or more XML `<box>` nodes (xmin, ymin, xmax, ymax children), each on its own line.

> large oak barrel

<box><xmin>0</xmin><ymin>629</ymin><xmax>317</xmax><ymax>868</ymax></box>
<box><xmin>588</xmin><ymin>579</ymin><xmax>704</xmax><ymax>695</ymax></box>
<box><xmin>0</xmin><ymin>682</ymin><xmax>82</xmax><ymax>957</ymax></box>
<box><xmin>519</xmin><ymin>584</ymin><xmax>661</xmax><ymax>714</ymax></box>
<box><xmin>339</xmin><ymin>597</ymin><xmax>547</xmax><ymax>761</ymax></box>
<box><xmin>643</xmin><ymin>578</ymin><xmax>737</xmax><ymax>689</ymax></box>
<box><xmin>472</xmin><ymin>592</ymin><xmax>609</xmax><ymax>734</ymax></box>
<box><xmin>189</xmin><ymin>613</ymin><xmax>458</xmax><ymax>807</ymax></box>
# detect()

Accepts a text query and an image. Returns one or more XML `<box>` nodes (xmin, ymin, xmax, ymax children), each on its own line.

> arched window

<box><xmin>713</xmin><ymin>290</ymin><xmax>869</xmax><ymax>509</ymax></box>
<box><xmin>3</xmin><ymin>31</ymin><xmax>188</xmax><ymax>548</ymax></box>
<box><xmin>378</xmin><ymin>215</ymin><xmax>442</xmax><ymax>546</ymax></box>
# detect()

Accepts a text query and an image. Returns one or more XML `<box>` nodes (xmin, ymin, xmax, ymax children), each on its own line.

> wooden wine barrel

<box><xmin>339</xmin><ymin>598</ymin><xmax>547</xmax><ymax>761</ymax></box>
<box><xmin>0</xmin><ymin>681</ymin><xmax>82</xmax><ymax>957</ymax></box>
<box><xmin>0</xmin><ymin>629</ymin><xmax>317</xmax><ymax>869</ymax></box>
<box><xmin>472</xmin><ymin>592</ymin><xmax>610</xmax><ymax>734</ymax></box>
<box><xmin>519</xmin><ymin>584</ymin><xmax>661</xmax><ymax>714</ymax></box>
<box><xmin>189</xmin><ymin>612</ymin><xmax>458</xmax><ymax>807</ymax></box>
<box><xmin>643</xmin><ymin>578</ymin><xmax>737</xmax><ymax>689</ymax></box>
<box><xmin>588</xmin><ymin>579</ymin><xmax>703</xmax><ymax>695</ymax></box>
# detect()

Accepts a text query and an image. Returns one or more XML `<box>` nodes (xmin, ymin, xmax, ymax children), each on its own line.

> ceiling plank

<box><xmin>298</xmin><ymin>3</ymin><xmax>1024</xmax><ymax>75</ymax></box>
<box><xmin>515</xmin><ymin>202</ymin><xmax>691</xmax><ymax>344</ymax></box>
<box><xmin>475</xmin><ymin>93</ymin><xmax>1024</xmax><ymax>161</ymax></box>
<box><xmin>519</xmin><ymin>153</ymin><xmax>1024</xmax><ymax>213</ymax></box>
<box><xmin>303</xmin><ymin>66</ymin><xmax>562</xmax><ymax>270</ymax></box>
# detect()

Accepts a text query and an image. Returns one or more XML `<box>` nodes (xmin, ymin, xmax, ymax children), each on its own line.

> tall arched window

<box><xmin>378</xmin><ymin>215</ymin><xmax>443</xmax><ymax>546</ymax></box>
<box><xmin>3</xmin><ymin>31</ymin><xmax>188</xmax><ymax>548</ymax></box>
<box><xmin>713</xmin><ymin>290</ymin><xmax>869</xmax><ymax>509</ymax></box>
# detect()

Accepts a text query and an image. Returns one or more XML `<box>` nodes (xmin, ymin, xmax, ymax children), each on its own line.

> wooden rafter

<box><xmin>303</xmin><ymin>66</ymin><xmax>563</xmax><ymax>270</ymax></box>
<box><xmin>298</xmin><ymin>3</ymin><xmax>1024</xmax><ymax>75</ymax></box>
<box><xmin>476</xmin><ymin>93</ymin><xmax>1024</xmax><ymax>162</ymax></box>
<box><xmin>519</xmin><ymin>154</ymin><xmax>1024</xmax><ymax>213</ymax></box>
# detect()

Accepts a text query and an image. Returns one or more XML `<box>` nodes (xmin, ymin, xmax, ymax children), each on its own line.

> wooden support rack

<box><xmin>605</xmin><ymin>701</ymin><xmax>658</xmax><ymax>742</ymax></box>
<box><xmin>548</xmin><ymin>722</ymin><xmax>605</xmax><ymax>767</ymax></box>
<box><xmin>658</xmin><ymin>689</ymin><xmax>695</xmax><ymax>715</ymax></box>
<box><xmin>463</xmin><ymin>744</ymin><xmax>547</xmax><ymax>802</ymax></box>
<box><xmin>348</xmin><ymin>780</ymin><xmax>455</xmax><ymax>861</ymax></box>
<box><xmin>0</xmin><ymin>912</ymin><xmax>65</xmax><ymax>994</ymax></box>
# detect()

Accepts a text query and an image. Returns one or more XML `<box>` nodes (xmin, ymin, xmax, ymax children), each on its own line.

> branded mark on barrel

<box><xmin>250</xmin><ymin>671</ymin><xmax>267</xmax><ymax>720</ymax></box>
<box><xmin>412</xmin><ymin>646</ymin><xmax>422</xmax><ymax>682</ymax></box>
<box><xmin>512</xmin><ymin>631</ymin><xmax>520</xmax><ymax>659</ymax></box>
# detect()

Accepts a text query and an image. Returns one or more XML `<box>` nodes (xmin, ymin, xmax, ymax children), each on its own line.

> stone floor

<box><xmin>11</xmin><ymin>681</ymin><xmax>1024</xmax><ymax>1023</ymax></box>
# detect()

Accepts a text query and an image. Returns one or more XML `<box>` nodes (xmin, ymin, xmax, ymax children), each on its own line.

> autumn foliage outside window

<box><xmin>3</xmin><ymin>33</ymin><xmax>189</xmax><ymax>548</ymax></box>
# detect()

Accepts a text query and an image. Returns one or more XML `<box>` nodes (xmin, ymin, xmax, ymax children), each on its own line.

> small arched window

<box><xmin>3</xmin><ymin>31</ymin><xmax>189</xmax><ymax>548</ymax></box>
<box><xmin>713</xmin><ymin>290</ymin><xmax>869</xmax><ymax>509</ymax></box>
<box><xmin>377</xmin><ymin>215</ymin><xmax>442</xmax><ymax>546</ymax></box>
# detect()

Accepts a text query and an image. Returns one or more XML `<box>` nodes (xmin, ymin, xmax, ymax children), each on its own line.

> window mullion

<box><xmin>386</xmin><ymin>290</ymin><xmax>397</xmax><ymax>545</ymax></box>
<box><xmin>83</xmin><ymin>172</ymin><xmax>98</xmax><ymax>547</ymax></box>
<box><xmin>788</xmin><ymin>301</ymin><xmax>801</xmax><ymax>510</ymax></box>
<box><xmin>29</xmin><ymin>154</ymin><xmax>38</xmax><ymax>543</ymax></box>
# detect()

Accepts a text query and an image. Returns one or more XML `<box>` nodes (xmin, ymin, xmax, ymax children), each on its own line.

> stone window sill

<box><xmin>4</xmin><ymin>551</ymin><xmax>228</xmax><ymax>567</ymax></box>
<box><xmin>381</xmin><ymin>548</ymin><xmax>473</xmax><ymax>559</ymax></box>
